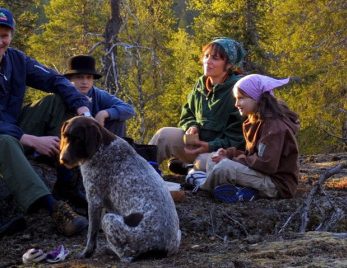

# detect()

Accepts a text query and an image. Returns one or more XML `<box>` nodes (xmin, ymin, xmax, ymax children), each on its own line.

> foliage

<box><xmin>0</xmin><ymin>0</ymin><xmax>41</xmax><ymax>51</ymax></box>
<box><xmin>27</xmin><ymin>0</ymin><xmax>108</xmax><ymax>69</ymax></box>
<box><xmin>113</xmin><ymin>0</ymin><xmax>178</xmax><ymax>142</ymax></box>
<box><xmin>263</xmin><ymin>0</ymin><xmax>347</xmax><ymax>153</ymax></box>
<box><xmin>157</xmin><ymin>29</ymin><xmax>201</xmax><ymax>128</ymax></box>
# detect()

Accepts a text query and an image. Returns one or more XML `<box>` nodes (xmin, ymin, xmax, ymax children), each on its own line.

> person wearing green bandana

<box><xmin>149</xmin><ymin>37</ymin><xmax>246</xmax><ymax>175</ymax></box>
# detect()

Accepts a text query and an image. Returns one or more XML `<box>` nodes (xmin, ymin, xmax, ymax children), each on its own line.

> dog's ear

<box><xmin>84</xmin><ymin>121</ymin><xmax>103</xmax><ymax>158</ymax></box>
<box><xmin>61</xmin><ymin>120</ymin><xmax>69</xmax><ymax>136</ymax></box>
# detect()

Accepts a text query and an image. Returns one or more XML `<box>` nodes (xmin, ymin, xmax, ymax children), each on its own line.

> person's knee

<box><xmin>154</xmin><ymin>127</ymin><xmax>171</xmax><ymax>138</ymax></box>
<box><xmin>104</xmin><ymin>120</ymin><xmax>126</xmax><ymax>137</ymax></box>
<box><xmin>150</xmin><ymin>127</ymin><xmax>181</xmax><ymax>145</ymax></box>
<box><xmin>0</xmin><ymin>135</ymin><xmax>21</xmax><ymax>150</ymax></box>
<box><xmin>212</xmin><ymin>159</ymin><xmax>237</xmax><ymax>181</ymax></box>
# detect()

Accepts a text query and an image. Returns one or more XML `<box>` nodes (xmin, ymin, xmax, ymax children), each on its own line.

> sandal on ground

<box><xmin>22</xmin><ymin>248</ymin><xmax>47</xmax><ymax>264</ymax></box>
<box><xmin>46</xmin><ymin>245</ymin><xmax>69</xmax><ymax>263</ymax></box>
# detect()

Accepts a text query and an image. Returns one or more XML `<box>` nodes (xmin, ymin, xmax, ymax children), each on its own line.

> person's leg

<box><xmin>193</xmin><ymin>153</ymin><xmax>210</xmax><ymax>172</ymax></box>
<box><xmin>104</xmin><ymin>120</ymin><xmax>126</xmax><ymax>137</ymax></box>
<box><xmin>0</xmin><ymin>135</ymin><xmax>50</xmax><ymax>212</ymax></box>
<box><xmin>149</xmin><ymin>127</ymin><xmax>196</xmax><ymax>165</ymax></box>
<box><xmin>0</xmin><ymin>135</ymin><xmax>88</xmax><ymax>236</ymax></box>
<box><xmin>19</xmin><ymin>95</ymin><xmax>87</xmax><ymax>207</ymax></box>
<box><xmin>19</xmin><ymin>94</ymin><xmax>71</xmax><ymax>137</ymax></box>
<box><xmin>201</xmin><ymin>158</ymin><xmax>278</xmax><ymax>198</ymax></box>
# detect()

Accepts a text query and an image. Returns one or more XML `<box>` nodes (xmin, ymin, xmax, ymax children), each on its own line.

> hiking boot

<box><xmin>0</xmin><ymin>215</ymin><xmax>27</xmax><ymax>238</ymax></box>
<box><xmin>51</xmin><ymin>201</ymin><xmax>88</xmax><ymax>236</ymax></box>
<box><xmin>168</xmin><ymin>158</ymin><xmax>193</xmax><ymax>175</ymax></box>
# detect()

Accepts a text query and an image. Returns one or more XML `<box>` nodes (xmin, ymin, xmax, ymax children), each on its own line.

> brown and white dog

<box><xmin>59</xmin><ymin>116</ymin><xmax>181</xmax><ymax>262</ymax></box>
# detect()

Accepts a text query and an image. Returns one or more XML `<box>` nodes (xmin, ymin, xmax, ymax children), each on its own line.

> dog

<box><xmin>59</xmin><ymin>116</ymin><xmax>181</xmax><ymax>262</ymax></box>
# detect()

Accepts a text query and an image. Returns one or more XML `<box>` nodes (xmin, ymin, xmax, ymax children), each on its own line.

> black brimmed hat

<box><xmin>64</xmin><ymin>55</ymin><xmax>102</xmax><ymax>79</ymax></box>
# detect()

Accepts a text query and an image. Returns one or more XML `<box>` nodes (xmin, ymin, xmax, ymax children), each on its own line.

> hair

<box><xmin>248</xmin><ymin>92</ymin><xmax>288</xmax><ymax>123</ymax></box>
<box><xmin>201</xmin><ymin>43</ymin><xmax>243</xmax><ymax>75</ymax></box>
<box><xmin>0</xmin><ymin>24</ymin><xmax>14</xmax><ymax>36</ymax></box>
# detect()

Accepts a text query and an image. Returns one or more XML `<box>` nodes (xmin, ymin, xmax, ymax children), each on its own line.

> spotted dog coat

<box><xmin>59</xmin><ymin>116</ymin><xmax>181</xmax><ymax>262</ymax></box>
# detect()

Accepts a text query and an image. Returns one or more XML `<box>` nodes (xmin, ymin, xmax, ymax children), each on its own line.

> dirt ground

<box><xmin>0</xmin><ymin>153</ymin><xmax>346</xmax><ymax>268</ymax></box>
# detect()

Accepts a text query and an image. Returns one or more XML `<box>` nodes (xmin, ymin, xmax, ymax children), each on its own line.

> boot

<box><xmin>51</xmin><ymin>200</ymin><xmax>88</xmax><ymax>236</ymax></box>
<box><xmin>168</xmin><ymin>158</ymin><xmax>193</xmax><ymax>175</ymax></box>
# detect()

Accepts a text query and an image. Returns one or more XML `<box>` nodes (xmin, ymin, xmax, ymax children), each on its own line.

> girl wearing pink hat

<box><xmin>199</xmin><ymin>74</ymin><xmax>300</xmax><ymax>203</ymax></box>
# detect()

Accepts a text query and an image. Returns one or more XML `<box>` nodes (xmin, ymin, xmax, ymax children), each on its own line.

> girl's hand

<box><xmin>211</xmin><ymin>148</ymin><xmax>227</xmax><ymax>163</ymax></box>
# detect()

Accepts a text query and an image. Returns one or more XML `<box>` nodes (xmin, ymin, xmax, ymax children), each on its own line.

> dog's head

<box><xmin>59</xmin><ymin>116</ymin><xmax>115</xmax><ymax>168</ymax></box>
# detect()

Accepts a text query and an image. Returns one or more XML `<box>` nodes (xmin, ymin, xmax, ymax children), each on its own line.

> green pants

<box><xmin>0</xmin><ymin>135</ymin><xmax>50</xmax><ymax>212</ymax></box>
<box><xmin>19</xmin><ymin>94</ymin><xmax>72</xmax><ymax>137</ymax></box>
<box><xmin>0</xmin><ymin>94</ymin><xmax>70</xmax><ymax>212</ymax></box>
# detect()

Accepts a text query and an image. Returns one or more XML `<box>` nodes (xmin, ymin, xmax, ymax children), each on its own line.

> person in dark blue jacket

<box><xmin>64</xmin><ymin>55</ymin><xmax>135</xmax><ymax>136</ymax></box>
<box><xmin>0</xmin><ymin>8</ymin><xmax>89</xmax><ymax>236</ymax></box>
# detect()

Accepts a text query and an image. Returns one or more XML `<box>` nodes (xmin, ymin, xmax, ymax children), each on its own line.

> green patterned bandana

<box><xmin>212</xmin><ymin>37</ymin><xmax>246</xmax><ymax>66</ymax></box>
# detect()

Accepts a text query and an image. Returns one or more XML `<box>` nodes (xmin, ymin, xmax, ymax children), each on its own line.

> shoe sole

<box><xmin>213</xmin><ymin>184</ymin><xmax>239</xmax><ymax>204</ymax></box>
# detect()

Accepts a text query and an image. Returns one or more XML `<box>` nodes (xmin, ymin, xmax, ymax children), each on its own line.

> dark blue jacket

<box><xmin>0</xmin><ymin>48</ymin><xmax>89</xmax><ymax>140</ymax></box>
<box><xmin>87</xmin><ymin>86</ymin><xmax>135</xmax><ymax>121</ymax></box>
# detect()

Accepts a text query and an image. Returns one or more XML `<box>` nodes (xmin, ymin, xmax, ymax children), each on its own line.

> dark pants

<box><xmin>0</xmin><ymin>135</ymin><xmax>50</xmax><ymax>212</ymax></box>
<box><xmin>19</xmin><ymin>94</ymin><xmax>127</xmax><ymax>137</ymax></box>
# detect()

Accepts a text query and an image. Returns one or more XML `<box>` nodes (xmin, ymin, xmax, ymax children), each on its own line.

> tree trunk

<box><xmin>103</xmin><ymin>0</ymin><xmax>122</xmax><ymax>95</ymax></box>
<box><xmin>343</xmin><ymin>120</ymin><xmax>347</xmax><ymax>147</ymax></box>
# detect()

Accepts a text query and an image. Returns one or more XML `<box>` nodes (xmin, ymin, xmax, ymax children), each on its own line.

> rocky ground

<box><xmin>0</xmin><ymin>153</ymin><xmax>346</xmax><ymax>268</ymax></box>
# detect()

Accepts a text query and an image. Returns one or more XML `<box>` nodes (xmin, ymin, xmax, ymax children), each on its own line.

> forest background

<box><xmin>1</xmin><ymin>0</ymin><xmax>346</xmax><ymax>154</ymax></box>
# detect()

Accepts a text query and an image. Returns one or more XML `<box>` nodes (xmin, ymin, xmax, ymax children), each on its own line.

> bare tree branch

<box><xmin>278</xmin><ymin>161</ymin><xmax>347</xmax><ymax>234</ymax></box>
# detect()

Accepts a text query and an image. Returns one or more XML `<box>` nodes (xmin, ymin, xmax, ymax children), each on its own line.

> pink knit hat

<box><xmin>233</xmin><ymin>74</ymin><xmax>290</xmax><ymax>101</ymax></box>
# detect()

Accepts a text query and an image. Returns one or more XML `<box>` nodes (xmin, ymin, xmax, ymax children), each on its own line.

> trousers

<box><xmin>0</xmin><ymin>135</ymin><xmax>50</xmax><ymax>211</ymax></box>
<box><xmin>149</xmin><ymin>127</ymin><xmax>210</xmax><ymax>171</ymax></box>
<box><xmin>201</xmin><ymin>158</ymin><xmax>278</xmax><ymax>198</ymax></box>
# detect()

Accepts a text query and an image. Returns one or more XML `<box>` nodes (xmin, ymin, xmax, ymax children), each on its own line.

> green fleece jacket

<box><xmin>178</xmin><ymin>74</ymin><xmax>245</xmax><ymax>152</ymax></box>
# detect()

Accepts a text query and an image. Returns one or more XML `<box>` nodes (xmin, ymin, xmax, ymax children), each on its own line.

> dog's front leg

<box><xmin>79</xmin><ymin>203</ymin><xmax>103</xmax><ymax>258</ymax></box>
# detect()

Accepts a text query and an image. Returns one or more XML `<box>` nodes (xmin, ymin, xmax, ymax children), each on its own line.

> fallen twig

<box><xmin>223</xmin><ymin>213</ymin><xmax>249</xmax><ymax>236</ymax></box>
<box><xmin>279</xmin><ymin>161</ymin><xmax>347</xmax><ymax>234</ymax></box>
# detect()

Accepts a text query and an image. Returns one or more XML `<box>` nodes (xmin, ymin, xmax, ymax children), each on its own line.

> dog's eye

<box><xmin>70</xmin><ymin>135</ymin><xmax>82</xmax><ymax>143</ymax></box>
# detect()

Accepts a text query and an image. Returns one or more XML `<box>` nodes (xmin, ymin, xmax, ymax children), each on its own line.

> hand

<box><xmin>94</xmin><ymin>110</ymin><xmax>109</xmax><ymax>127</ymax></box>
<box><xmin>184</xmin><ymin>140</ymin><xmax>209</xmax><ymax>155</ymax></box>
<box><xmin>20</xmin><ymin>134</ymin><xmax>60</xmax><ymax>157</ymax></box>
<box><xmin>186</xmin><ymin>126</ymin><xmax>199</xmax><ymax>135</ymax></box>
<box><xmin>211</xmin><ymin>148</ymin><xmax>227</xmax><ymax>163</ymax></box>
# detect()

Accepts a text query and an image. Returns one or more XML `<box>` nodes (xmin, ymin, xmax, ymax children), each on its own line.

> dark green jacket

<box><xmin>178</xmin><ymin>74</ymin><xmax>245</xmax><ymax>152</ymax></box>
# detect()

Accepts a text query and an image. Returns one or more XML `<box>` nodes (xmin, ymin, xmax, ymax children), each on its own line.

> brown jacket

<box><xmin>226</xmin><ymin>108</ymin><xmax>300</xmax><ymax>198</ymax></box>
